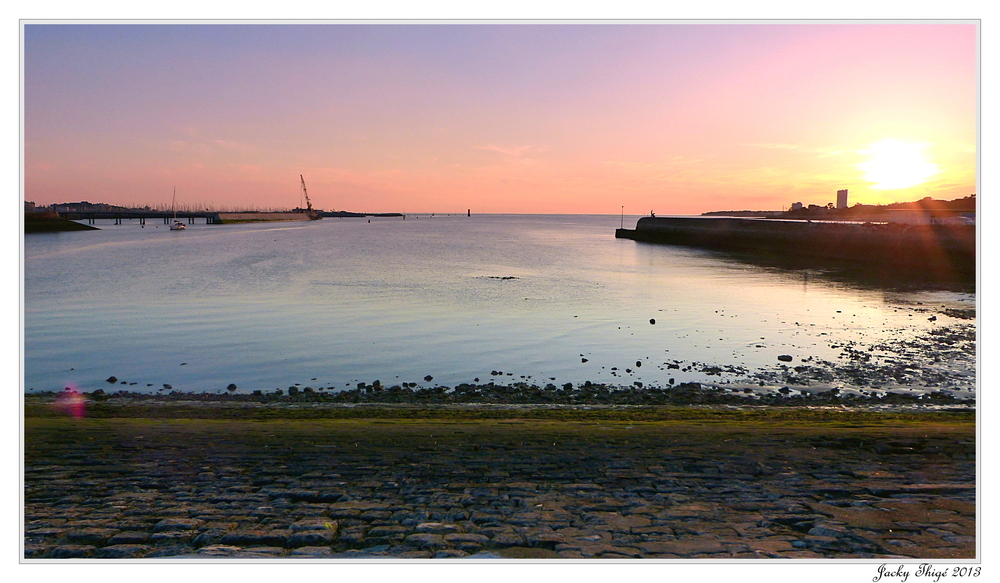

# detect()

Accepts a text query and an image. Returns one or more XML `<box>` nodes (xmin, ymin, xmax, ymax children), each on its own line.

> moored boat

<box><xmin>169</xmin><ymin>187</ymin><xmax>186</xmax><ymax>230</ymax></box>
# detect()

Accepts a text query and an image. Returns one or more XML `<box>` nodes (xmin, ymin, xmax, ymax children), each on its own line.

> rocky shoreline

<box><xmin>28</xmin><ymin>375</ymin><xmax>973</xmax><ymax>420</ymax></box>
<box><xmin>28</xmin><ymin>317</ymin><xmax>974</xmax><ymax>405</ymax></box>
<box><xmin>24</xmin><ymin>407</ymin><xmax>975</xmax><ymax>560</ymax></box>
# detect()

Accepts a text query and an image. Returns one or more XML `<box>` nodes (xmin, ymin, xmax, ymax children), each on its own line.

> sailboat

<box><xmin>169</xmin><ymin>187</ymin><xmax>186</xmax><ymax>230</ymax></box>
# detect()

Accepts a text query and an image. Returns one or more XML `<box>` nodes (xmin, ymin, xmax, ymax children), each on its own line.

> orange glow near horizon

<box><xmin>23</xmin><ymin>24</ymin><xmax>977</xmax><ymax>214</ymax></box>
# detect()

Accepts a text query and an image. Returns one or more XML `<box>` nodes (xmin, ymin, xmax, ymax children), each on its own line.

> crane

<box><xmin>299</xmin><ymin>174</ymin><xmax>322</xmax><ymax>220</ymax></box>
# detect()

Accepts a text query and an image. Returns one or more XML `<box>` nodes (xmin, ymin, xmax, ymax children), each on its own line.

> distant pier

<box><xmin>55</xmin><ymin>210</ymin><xmax>408</xmax><ymax>225</ymax></box>
<box><xmin>616</xmin><ymin>216</ymin><xmax>975</xmax><ymax>278</ymax></box>
<box><xmin>57</xmin><ymin>210</ymin><xmax>225</xmax><ymax>225</ymax></box>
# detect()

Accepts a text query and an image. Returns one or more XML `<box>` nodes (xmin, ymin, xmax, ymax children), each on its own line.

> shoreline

<box><xmin>25</xmin><ymin>381</ymin><xmax>976</xmax><ymax>422</ymax></box>
<box><xmin>25</xmin><ymin>317</ymin><xmax>976</xmax><ymax>401</ymax></box>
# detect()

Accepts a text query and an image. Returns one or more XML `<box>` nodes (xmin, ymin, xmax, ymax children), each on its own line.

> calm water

<box><xmin>24</xmin><ymin>214</ymin><xmax>975</xmax><ymax>395</ymax></box>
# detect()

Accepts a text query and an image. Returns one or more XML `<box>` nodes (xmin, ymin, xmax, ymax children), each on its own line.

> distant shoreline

<box><xmin>24</xmin><ymin>212</ymin><xmax>99</xmax><ymax>233</ymax></box>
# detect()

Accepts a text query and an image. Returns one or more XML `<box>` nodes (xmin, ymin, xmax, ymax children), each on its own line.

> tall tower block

<box><xmin>836</xmin><ymin>189</ymin><xmax>848</xmax><ymax>209</ymax></box>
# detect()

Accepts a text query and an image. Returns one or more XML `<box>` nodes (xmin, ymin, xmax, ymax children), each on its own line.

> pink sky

<box><xmin>23</xmin><ymin>23</ymin><xmax>977</xmax><ymax>214</ymax></box>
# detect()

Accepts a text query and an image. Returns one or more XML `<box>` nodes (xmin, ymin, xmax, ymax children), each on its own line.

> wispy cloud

<box><xmin>474</xmin><ymin>144</ymin><xmax>549</xmax><ymax>157</ymax></box>
<box><xmin>748</xmin><ymin>143</ymin><xmax>845</xmax><ymax>157</ymax></box>
<box><xmin>602</xmin><ymin>157</ymin><xmax>703</xmax><ymax>169</ymax></box>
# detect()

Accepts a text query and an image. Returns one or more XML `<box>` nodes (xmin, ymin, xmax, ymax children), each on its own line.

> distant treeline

<box><xmin>704</xmin><ymin>194</ymin><xmax>976</xmax><ymax>220</ymax></box>
<box><xmin>39</xmin><ymin>201</ymin><xmax>298</xmax><ymax>213</ymax></box>
<box><xmin>702</xmin><ymin>210</ymin><xmax>781</xmax><ymax>217</ymax></box>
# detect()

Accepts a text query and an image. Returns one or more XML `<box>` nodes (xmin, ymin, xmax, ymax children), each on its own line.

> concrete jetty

<box><xmin>616</xmin><ymin>216</ymin><xmax>975</xmax><ymax>278</ymax></box>
<box><xmin>215</xmin><ymin>212</ymin><xmax>312</xmax><ymax>223</ymax></box>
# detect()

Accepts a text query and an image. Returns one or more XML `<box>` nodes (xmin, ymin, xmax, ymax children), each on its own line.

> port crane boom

<box><xmin>299</xmin><ymin>174</ymin><xmax>321</xmax><ymax>220</ymax></box>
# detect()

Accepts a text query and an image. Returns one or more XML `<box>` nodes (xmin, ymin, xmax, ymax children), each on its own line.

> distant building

<box><xmin>837</xmin><ymin>189</ymin><xmax>848</xmax><ymax>209</ymax></box>
<box><xmin>24</xmin><ymin>200</ymin><xmax>36</xmax><ymax>212</ymax></box>
<box><xmin>50</xmin><ymin>201</ymin><xmax>120</xmax><ymax>213</ymax></box>
<box><xmin>790</xmin><ymin>202</ymin><xmax>803</xmax><ymax>211</ymax></box>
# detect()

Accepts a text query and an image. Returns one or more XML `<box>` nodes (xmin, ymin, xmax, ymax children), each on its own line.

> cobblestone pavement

<box><xmin>24</xmin><ymin>417</ymin><xmax>975</xmax><ymax>559</ymax></box>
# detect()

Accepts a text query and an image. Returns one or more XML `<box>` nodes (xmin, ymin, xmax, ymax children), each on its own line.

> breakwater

<box><xmin>616</xmin><ymin>217</ymin><xmax>975</xmax><ymax>279</ymax></box>
<box><xmin>24</xmin><ymin>212</ymin><xmax>100</xmax><ymax>233</ymax></box>
<box><xmin>215</xmin><ymin>212</ymin><xmax>313</xmax><ymax>223</ymax></box>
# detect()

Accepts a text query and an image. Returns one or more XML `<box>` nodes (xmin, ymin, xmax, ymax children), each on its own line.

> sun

<box><xmin>856</xmin><ymin>139</ymin><xmax>938</xmax><ymax>190</ymax></box>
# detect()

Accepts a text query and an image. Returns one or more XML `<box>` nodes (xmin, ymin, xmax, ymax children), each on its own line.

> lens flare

<box><xmin>53</xmin><ymin>385</ymin><xmax>86</xmax><ymax>418</ymax></box>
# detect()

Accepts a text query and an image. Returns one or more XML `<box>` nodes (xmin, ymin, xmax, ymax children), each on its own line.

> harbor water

<box><xmin>23</xmin><ymin>214</ymin><xmax>976</xmax><ymax>398</ymax></box>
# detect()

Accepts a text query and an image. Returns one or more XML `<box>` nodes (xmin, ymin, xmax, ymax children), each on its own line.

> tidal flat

<box><xmin>24</xmin><ymin>406</ymin><xmax>974</xmax><ymax>560</ymax></box>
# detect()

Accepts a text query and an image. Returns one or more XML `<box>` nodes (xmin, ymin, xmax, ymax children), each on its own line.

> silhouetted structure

<box><xmin>616</xmin><ymin>216</ymin><xmax>974</xmax><ymax>281</ymax></box>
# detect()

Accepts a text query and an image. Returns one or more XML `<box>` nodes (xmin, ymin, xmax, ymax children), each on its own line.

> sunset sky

<box><xmin>23</xmin><ymin>23</ymin><xmax>977</xmax><ymax>214</ymax></box>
